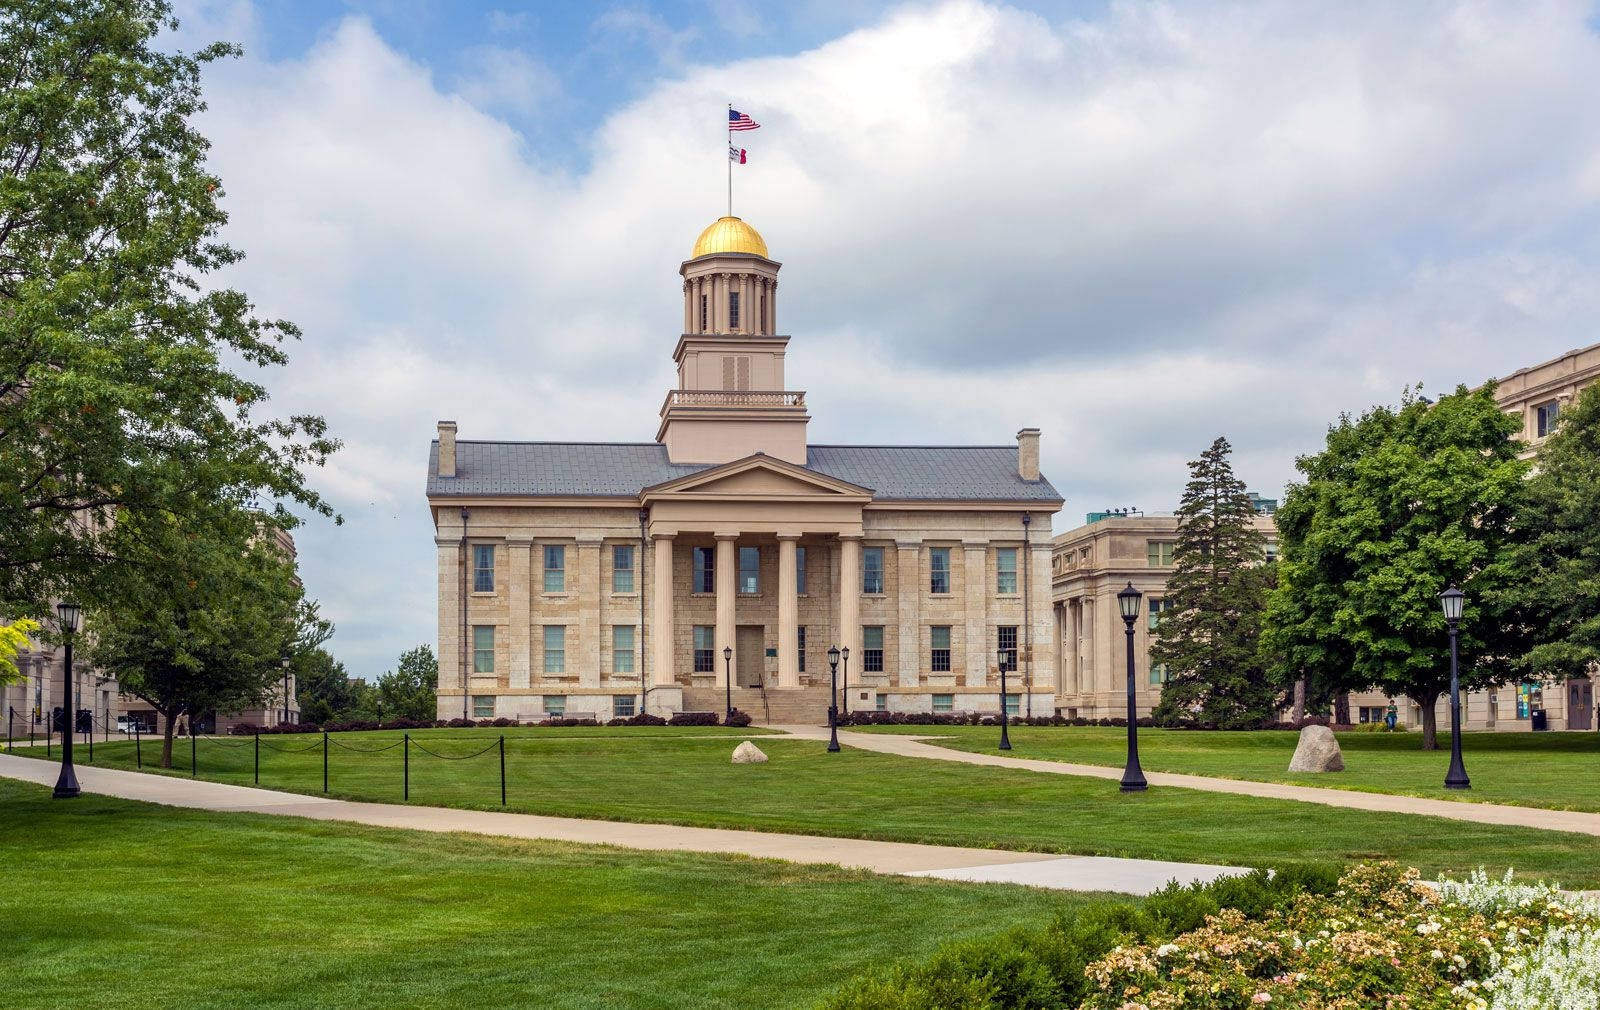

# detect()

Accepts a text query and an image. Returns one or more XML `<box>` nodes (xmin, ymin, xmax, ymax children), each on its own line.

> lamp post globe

<box><xmin>826</xmin><ymin>646</ymin><xmax>841</xmax><ymax>753</ymax></box>
<box><xmin>52</xmin><ymin>601</ymin><xmax>82</xmax><ymax>799</ymax></box>
<box><xmin>1439</xmin><ymin>586</ymin><xmax>1471</xmax><ymax>790</ymax></box>
<box><xmin>1116</xmin><ymin>582</ymin><xmax>1147</xmax><ymax>793</ymax></box>
<box><xmin>722</xmin><ymin>646</ymin><xmax>734</xmax><ymax>721</ymax></box>
<box><xmin>996</xmin><ymin>648</ymin><xmax>1012</xmax><ymax>751</ymax></box>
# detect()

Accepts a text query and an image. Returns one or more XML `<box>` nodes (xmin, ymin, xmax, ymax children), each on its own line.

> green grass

<box><xmin>854</xmin><ymin>724</ymin><xmax>1600</xmax><ymax>812</ymax></box>
<box><xmin>18</xmin><ymin>726</ymin><xmax>1600</xmax><ymax>887</ymax></box>
<box><xmin>0</xmin><ymin>778</ymin><xmax>1099</xmax><ymax>1009</ymax></box>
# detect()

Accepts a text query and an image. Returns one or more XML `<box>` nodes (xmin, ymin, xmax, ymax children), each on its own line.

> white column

<box><xmin>683</xmin><ymin>281</ymin><xmax>692</xmax><ymax>332</ymax></box>
<box><xmin>896</xmin><ymin>540</ymin><xmax>921</xmax><ymax>688</ymax></box>
<box><xmin>777</xmin><ymin>535</ymin><xmax>800</xmax><ymax>688</ymax></box>
<box><xmin>715</xmin><ymin>533</ymin><xmax>737</xmax><ymax>687</ymax></box>
<box><xmin>838</xmin><ymin>535</ymin><xmax>861</xmax><ymax>678</ymax></box>
<box><xmin>652</xmin><ymin>535</ymin><xmax>675</xmax><ymax>687</ymax></box>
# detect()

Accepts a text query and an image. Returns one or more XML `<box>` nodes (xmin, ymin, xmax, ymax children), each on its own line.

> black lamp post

<box><xmin>826</xmin><ymin>645</ymin><xmax>841</xmax><ymax>752</ymax></box>
<box><xmin>281</xmin><ymin>656</ymin><xmax>292</xmax><ymax>725</ymax></box>
<box><xmin>996</xmin><ymin>648</ymin><xmax>1012</xmax><ymax>751</ymax></box>
<box><xmin>1440</xmin><ymin>586</ymin><xmax>1471</xmax><ymax>790</ymax></box>
<box><xmin>1116</xmin><ymin>582</ymin><xmax>1147</xmax><ymax>792</ymax></box>
<box><xmin>53</xmin><ymin>601</ymin><xmax>82</xmax><ymax>799</ymax></box>
<box><xmin>841</xmin><ymin>646</ymin><xmax>850</xmax><ymax>718</ymax></box>
<box><xmin>722</xmin><ymin>646</ymin><xmax>734</xmax><ymax>721</ymax></box>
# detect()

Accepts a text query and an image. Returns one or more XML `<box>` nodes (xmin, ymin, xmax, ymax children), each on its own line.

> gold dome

<box><xmin>691</xmin><ymin>216</ymin><xmax>769</xmax><ymax>259</ymax></box>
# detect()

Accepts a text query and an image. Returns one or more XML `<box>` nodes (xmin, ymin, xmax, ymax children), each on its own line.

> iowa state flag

<box><xmin>728</xmin><ymin>145</ymin><xmax>747</xmax><ymax>163</ymax></box>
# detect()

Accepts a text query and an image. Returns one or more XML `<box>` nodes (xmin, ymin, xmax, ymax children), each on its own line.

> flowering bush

<box><xmin>1080</xmin><ymin>863</ymin><xmax>1599</xmax><ymax>1010</ymax></box>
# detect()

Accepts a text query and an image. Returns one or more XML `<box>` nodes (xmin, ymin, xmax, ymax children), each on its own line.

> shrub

<box><xmin>229</xmin><ymin>723</ymin><xmax>259</xmax><ymax>736</ymax></box>
<box><xmin>724</xmin><ymin>709</ymin><xmax>752</xmax><ymax>727</ymax></box>
<box><xmin>444</xmin><ymin>717</ymin><xmax>474</xmax><ymax>728</ymax></box>
<box><xmin>625</xmin><ymin>712</ymin><xmax>667</xmax><ymax>726</ymax></box>
<box><xmin>669</xmin><ymin>711</ymin><xmax>719</xmax><ymax>727</ymax></box>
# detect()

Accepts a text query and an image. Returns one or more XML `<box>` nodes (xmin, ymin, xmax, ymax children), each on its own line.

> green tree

<box><xmin>0</xmin><ymin>618</ymin><xmax>41</xmax><ymax>686</ymax></box>
<box><xmin>1263</xmin><ymin>385</ymin><xmax>1530</xmax><ymax>748</ymax></box>
<box><xmin>377</xmin><ymin>645</ymin><xmax>438</xmax><ymax>722</ymax></box>
<box><xmin>1150</xmin><ymin>437</ymin><xmax>1281</xmax><ymax>728</ymax></box>
<box><xmin>0</xmin><ymin>0</ymin><xmax>337</xmax><ymax>619</ymax></box>
<box><xmin>1501</xmin><ymin>382</ymin><xmax>1600</xmax><ymax>678</ymax></box>
<box><xmin>86</xmin><ymin>509</ymin><xmax>304</xmax><ymax>766</ymax></box>
<box><xmin>295</xmin><ymin>647</ymin><xmax>356</xmax><ymax>725</ymax></box>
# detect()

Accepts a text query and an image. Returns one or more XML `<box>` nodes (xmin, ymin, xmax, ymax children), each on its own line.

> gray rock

<box><xmin>731</xmin><ymin>740</ymin><xmax>768</xmax><ymax>764</ymax></box>
<box><xmin>1288</xmin><ymin>724</ymin><xmax>1345</xmax><ymax>772</ymax></box>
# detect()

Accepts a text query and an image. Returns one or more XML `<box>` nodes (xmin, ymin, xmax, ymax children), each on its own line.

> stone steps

<box><xmin>682</xmin><ymin>685</ymin><xmax>835</xmax><ymax>725</ymax></box>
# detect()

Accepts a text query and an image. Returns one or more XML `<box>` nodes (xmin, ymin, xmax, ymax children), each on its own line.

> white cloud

<box><xmin>190</xmin><ymin>0</ymin><xmax>1600</xmax><ymax>673</ymax></box>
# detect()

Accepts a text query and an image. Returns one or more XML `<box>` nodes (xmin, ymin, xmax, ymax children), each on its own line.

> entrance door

<box><xmin>1569</xmin><ymin>679</ymin><xmax>1594</xmax><ymax>731</ymax></box>
<box><xmin>736</xmin><ymin>626</ymin><xmax>765</xmax><ymax>687</ymax></box>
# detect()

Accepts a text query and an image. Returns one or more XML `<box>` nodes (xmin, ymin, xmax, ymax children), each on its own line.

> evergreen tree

<box><xmin>1501</xmin><ymin>382</ymin><xmax>1600</xmax><ymax>677</ymax></box>
<box><xmin>1150</xmin><ymin>437</ymin><xmax>1281</xmax><ymax>728</ymax></box>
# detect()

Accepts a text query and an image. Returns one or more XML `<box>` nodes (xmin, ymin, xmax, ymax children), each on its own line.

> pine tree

<box><xmin>1150</xmin><ymin>437</ymin><xmax>1281</xmax><ymax>728</ymax></box>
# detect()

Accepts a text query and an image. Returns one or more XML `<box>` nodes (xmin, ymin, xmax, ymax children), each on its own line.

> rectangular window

<box><xmin>863</xmin><ymin>547</ymin><xmax>884</xmax><ymax>594</ymax></box>
<box><xmin>693</xmin><ymin>547</ymin><xmax>715</xmax><ymax>593</ymax></box>
<box><xmin>1358</xmin><ymin>706</ymin><xmax>1385</xmax><ymax>724</ymax></box>
<box><xmin>1264</xmin><ymin>540</ymin><xmax>1278</xmax><ymax>564</ymax></box>
<box><xmin>996</xmin><ymin>548</ymin><xmax>1018</xmax><ymax>594</ymax></box>
<box><xmin>612</xmin><ymin>625</ymin><xmax>635</xmax><ymax>673</ymax></box>
<box><xmin>693</xmin><ymin>626</ymin><xmax>715</xmax><ymax>673</ymax></box>
<box><xmin>544</xmin><ymin>545</ymin><xmax>566</xmax><ymax>592</ymax></box>
<box><xmin>543</xmin><ymin>695</ymin><xmax>565</xmax><ymax>717</ymax></box>
<box><xmin>543</xmin><ymin>625</ymin><xmax>566</xmax><ymax>674</ymax></box>
<box><xmin>863</xmin><ymin>626</ymin><xmax>885</xmax><ymax>672</ymax></box>
<box><xmin>1536</xmin><ymin>400</ymin><xmax>1561</xmax><ymax>438</ymax></box>
<box><xmin>932</xmin><ymin>693</ymin><xmax>954</xmax><ymax>713</ymax></box>
<box><xmin>1148</xmin><ymin>597</ymin><xmax>1174</xmax><ymax>632</ymax></box>
<box><xmin>930</xmin><ymin>625</ymin><xmax>951</xmax><ymax>672</ymax></box>
<box><xmin>930</xmin><ymin>547</ymin><xmax>951</xmax><ymax>594</ymax></box>
<box><xmin>1004</xmin><ymin>693</ymin><xmax>1020</xmax><ymax>716</ymax></box>
<box><xmin>797</xmin><ymin>625</ymin><xmax>807</xmax><ymax>674</ymax></box>
<box><xmin>472</xmin><ymin>544</ymin><xmax>495</xmax><ymax>592</ymax></box>
<box><xmin>997</xmin><ymin>625</ymin><xmax>1018</xmax><ymax>672</ymax></box>
<box><xmin>1149</xmin><ymin>662</ymin><xmax>1168</xmax><ymax>685</ymax></box>
<box><xmin>875</xmin><ymin>693</ymin><xmax>887</xmax><ymax>712</ymax></box>
<box><xmin>472</xmin><ymin>626</ymin><xmax>495</xmax><ymax>673</ymax></box>
<box><xmin>699</xmin><ymin>293</ymin><xmax>707</xmax><ymax>331</ymax></box>
<box><xmin>613</xmin><ymin>694</ymin><xmax>636</xmax><ymax>718</ymax></box>
<box><xmin>738</xmin><ymin>546</ymin><xmax>760</xmax><ymax>593</ymax></box>
<box><xmin>796</xmin><ymin>547</ymin><xmax>807</xmax><ymax>595</ymax></box>
<box><xmin>1146</xmin><ymin>541</ymin><xmax>1175</xmax><ymax>567</ymax></box>
<box><xmin>472</xmin><ymin>695</ymin><xmax>494</xmax><ymax>719</ymax></box>
<box><xmin>612</xmin><ymin>545</ymin><xmax>634</xmax><ymax>593</ymax></box>
<box><xmin>729</xmin><ymin>290</ymin><xmax>740</xmax><ymax>329</ymax></box>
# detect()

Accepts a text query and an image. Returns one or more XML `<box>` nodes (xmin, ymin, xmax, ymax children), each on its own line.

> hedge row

<box><xmin>823</xmin><ymin>863</ymin><xmax>1343</xmax><ymax>1009</ymax></box>
<box><xmin>835</xmin><ymin>711</ymin><xmax>1359</xmax><ymax>732</ymax></box>
<box><xmin>227</xmin><ymin>708</ymin><xmax>755</xmax><ymax>735</ymax></box>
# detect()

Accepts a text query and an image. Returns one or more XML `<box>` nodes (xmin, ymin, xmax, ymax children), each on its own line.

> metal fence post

<box><xmin>135</xmin><ymin>725</ymin><xmax>141</xmax><ymax>768</ymax></box>
<box><xmin>6</xmin><ymin>706</ymin><xmax>11</xmax><ymax>753</ymax></box>
<box><xmin>191</xmin><ymin>730</ymin><xmax>196</xmax><ymax>776</ymax></box>
<box><xmin>322</xmin><ymin>731</ymin><xmax>328</xmax><ymax>794</ymax></box>
<box><xmin>403</xmin><ymin>733</ymin><xmax>409</xmax><ymax>801</ymax></box>
<box><xmin>499</xmin><ymin>735</ymin><xmax>506</xmax><ymax>806</ymax></box>
<box><xmin>46</xmin><ymin>714</ymin><xmax>50</xmax><ymax>757</ymax></box>
<box><xmin>87</xmin><ymin>726</ymin><xmax>92</xmax><ymax>763</ymax></box>
<box><xmin>254</xmin><ymin>730</ymin><xmax>260</xmax><ymax>785</ymax></box>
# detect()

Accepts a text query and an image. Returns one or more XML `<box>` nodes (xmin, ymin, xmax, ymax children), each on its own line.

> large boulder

<box><xmin>731</xmin><ymin>740</ymin><xmax>769</xmax><ymax>764</ymax></box>
<box><xmin>1288</xmin><ymin>725</ymin><xmax>1345</xmax><ymax>772</ymax></box>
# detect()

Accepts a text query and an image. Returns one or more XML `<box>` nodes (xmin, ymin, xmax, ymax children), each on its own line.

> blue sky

<box><xmin>173</xmin><ymin>0</ymin><xmax>1600</xmax><ymax>679</ymax></box>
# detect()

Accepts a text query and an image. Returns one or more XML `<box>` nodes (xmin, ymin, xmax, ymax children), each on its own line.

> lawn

<box><xmin>17</xmin><ymin>726</ymin><xmax>1600</xmax><ymax>887</ymax></box>
<box><xmin>0</xmin><ymin>778</ymin><xmax>1099</xmax><ymax>1010</ymax></box>
<box><xmin>853</xmin><ymin>724</ymin><xmax>1600</xmax><ymax>812</ymax></box>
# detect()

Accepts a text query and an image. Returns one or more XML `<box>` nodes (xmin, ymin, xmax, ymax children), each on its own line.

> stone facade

<box><xmin>428</xmin><ymin>217</ymin><xmax>1063</xmax><ymax>722</ymax></box>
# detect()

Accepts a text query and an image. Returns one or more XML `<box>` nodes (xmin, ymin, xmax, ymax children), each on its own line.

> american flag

<box><xmin>728</xmin><ymin>108</ymin><xmax>760</xmax><ymax>131</ymax></box>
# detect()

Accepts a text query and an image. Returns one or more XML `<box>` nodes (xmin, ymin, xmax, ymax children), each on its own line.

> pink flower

<box><xmin>1253</xmin><ymin>994</ymin><xmax>1272</xmax><ymax>1004</ymax></box>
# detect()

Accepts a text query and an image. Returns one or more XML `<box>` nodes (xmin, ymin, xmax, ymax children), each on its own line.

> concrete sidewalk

<box><xmin>0</xmin><ymin>753</ymin><xmax>1241</xmax><ymax>896</ymax></box>
<box><xmin>774</xmin><ymin>726</ymin><xmax>1600</xmax><ymax>837</ymax></box>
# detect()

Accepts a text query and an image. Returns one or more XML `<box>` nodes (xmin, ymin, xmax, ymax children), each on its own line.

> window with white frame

<box><xmin>996</xmin><ymin>548</ymin><xmax>1018</xmax><ymax>594</ymax></box>
<box><xmin>997</xmin><ymin>625</ymin><xmax>1018</xmax><ymax>672</ymax></box>
<box><xmin>929</xmin><ymin>547</ymin><xmax>951</xmax><ymax>594</ymax></box>
<box><xmin>472</xmin><ymin>626</ymin><xmax>494</xmax><ymax>673</ymax></box>
<box><xmin>1146</xmin><ymin>541</ymin><xmax>1175</xmax><ymax>567</ymax></box>
<box><xmin>612</xmin><ymin>625</ymin><xmax>635</xmax><ymax>673</ymax></box>
<box><xmin>932</xmin><ymin>693</ymin><xmax>954</xmax><ymax>713</ymax></box>
<box><xmin>863</xmin><ymin>626</ymin><xmax>885</xmax><ymax>673</ymax></box>
<box><xmin>543</xmin><ymin>695</ymin><xmax>565</xmax><ymax>717</ymax></box>
<box><xmin>693</xmin><ymin>547</ymin><xmax>715</xmax><ymax>593</ymax></box>
<box><xmin>612</xmin><ymin>545</ymin><xmax>634</xmax><ymax>593</ymax></box>
<box><xmin>1148</xmin><ymin>597</ymin><xmax>1175</xmax><ymax>631</ymax></box>
<box><xmin>738</xmin><ymin>546</ymin><xmax>760</xmax><ymax>593</ymax></box>
<box><xmin>930</xmin><ymin>625</ymin><xmax>951</xmax><ymax>672</ymax></box>
<box><xmin>543</xmin><ymin>545</ymin><xmax>565</xmax><ymax>592</ymax></box>
<box><xmin>1004</xmin><ymin>693</ymin><xmax>1020</xmax><ymax>716</ymax></box>
<box><xmin>1149</xmin><ymin>662</ymin><xmax>1168</xmax><ymax>685</ymax></box>
<box><xmin>473</xmin><ymin>544</ymin><xmax>495</xmax><ymax>592</ymax></box>
<box><xmin>472</xmin><ymin>695</ymin><xmax>494</xmax><ymax>719</ymax></box>
<box><xmin>693</xmin><ymin>626</ymin><xmax>715</xmax><ymax>672</ymax></box>
<box><xmin>862</xmin><ymin>547</ymin><xmax>884</xmax><ymax>594</ymax></box>
<box><xmin>875</xmin><ymin>693</ymin><xmax>887</xmax><ymax>711</ymax></box>
<box><xmin>1537</xmin><ymin>400</ymin><xmax>1561</xmax><ymax>438</ymax></box>
<box><xmin>543</xmin><ymin>626</ymin><xmax>566</xmax><ymax>674</ymax></box>
<box><xmin>613</xmin><ymin>694</ymin><xmax>636</xmax><ymax>718</ymax></box>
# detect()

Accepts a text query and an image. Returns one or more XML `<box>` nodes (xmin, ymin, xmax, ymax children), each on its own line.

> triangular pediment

<box><xmin>643</xmin><ymin>453</ymin><xmax>872</xmax><ymax>501</ymax></box>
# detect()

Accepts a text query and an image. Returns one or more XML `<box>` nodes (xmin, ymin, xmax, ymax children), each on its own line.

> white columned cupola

<box><xmin>658</xmin><ymin>216</ymin><xmax>809</xmax><ymax>465</ymax></box>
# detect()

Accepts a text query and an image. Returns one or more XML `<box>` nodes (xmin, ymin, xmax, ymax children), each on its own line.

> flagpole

<box><xmin>727</xmin><ymin>103</ymin><xmax>733</xmax><ymax>217</ymax></box>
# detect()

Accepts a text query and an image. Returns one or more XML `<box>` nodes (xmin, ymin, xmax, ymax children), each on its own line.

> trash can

<box><xmin>1531</xmin><ymin>709</ymin><xmax>1548</xmax><ymax>731</ymax></box>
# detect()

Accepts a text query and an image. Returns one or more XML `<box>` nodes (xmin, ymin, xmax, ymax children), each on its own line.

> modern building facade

<box><xmin>427</xmin><ymin>217</ymin><xmax>1063</xmax><ymax>722</ymax></box>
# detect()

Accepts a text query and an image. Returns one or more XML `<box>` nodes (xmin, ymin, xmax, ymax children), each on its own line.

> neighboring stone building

<box><xmin>2</xmin><ymin>620</ymin><xmax>119</xmax><ymax>740</ymax></box>
<box><xmin>426</xmin><ymin>217</ymin><xmax>1063</xmax><ymax>722</ymax></box>
<box><xmin>1050</xmin><ymin>511</ymin><xmax>1277</xmax><ymax>720</ymax></box>
<box><xmin>1494</xmin><ymin>341</ymin><xmax>1600</xmax><ymax>458</ymax></box>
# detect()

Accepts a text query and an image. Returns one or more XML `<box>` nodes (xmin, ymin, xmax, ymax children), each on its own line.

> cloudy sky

<box><xmin>171</xmin><ymin>0</ymin><xmax>1600</xmax><ymax>678</ymax></box>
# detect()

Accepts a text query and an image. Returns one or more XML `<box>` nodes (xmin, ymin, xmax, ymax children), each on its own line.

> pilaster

<box><xmin>576</xmin><ymin>536</ymin><xmax>603</xmax><ymax>688</ymax></box>
<box><xmin>896</xmin><ymin>539</ymin><xmax>921</xmax><ymax>687</ymax></box>
<box><xmin>507</xmin><ymin>536</ymin><xmax>532</xmax><ymax>688</ymax></box>
<box><xmin>715</xmin><ymin>533</ymin><xmax>738</xmax><ymax>687</ymax></box>
<box><xmin>652</xmin><ymin>535</ymin><xmax>676</xmax><ymax>687</ymax></box>
<box><xmin>777</xmin><ymin>534</ymin><xmax>801</xmax><ymax>688</ymax></box>
<box><xmin>962</xmin><ymin>540</ymin><xmax>987</xmax><ymax>687</ymax></box>
<box><xmin>838</xmin><ymin>535</ymin><xmax>861</xmax><ymax>678</ymax></box>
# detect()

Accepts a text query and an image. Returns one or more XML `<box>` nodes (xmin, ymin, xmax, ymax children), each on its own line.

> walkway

<box><xmin>0</xmin><ymin>753</ymin><xmax>1240</xmax><ymax>896</ymax></box>
<box><xmin>773</xmin><ymin>726</ymin><xmax>1600</xmax><ymax>836</ymax></box>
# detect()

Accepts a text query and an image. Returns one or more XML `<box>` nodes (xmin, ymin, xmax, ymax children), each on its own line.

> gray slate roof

<box><xmin>427</xmin><ymin>441</ymin><xmax>1062</xmax><ymax>502</ymax></box>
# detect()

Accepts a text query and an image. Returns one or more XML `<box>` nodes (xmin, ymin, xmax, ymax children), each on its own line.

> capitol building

<box><xmin>426</xmin><ymin>216</ymin><xmax>1063</xmax><ymax>721</ymax></box>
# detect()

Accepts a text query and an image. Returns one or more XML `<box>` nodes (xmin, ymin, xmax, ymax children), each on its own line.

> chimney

<box><xmin>437</xmin><ymin>420</ymin><xmax>457</xmax><ymax>478</ymax></box>
<box><xmin>1016</xmin><ymin>427</ymin><xmax>1040</xmax><ymax>481</ymax></box>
